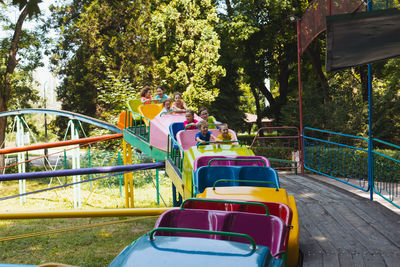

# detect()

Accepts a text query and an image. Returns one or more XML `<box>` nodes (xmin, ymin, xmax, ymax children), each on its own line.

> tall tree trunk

<box><xmin>0</xmin><ymin>6</ymin><xmax>28</xmax><ymax>168</ymax></box>
<box><xmin>225</xmin><ymin>0</ymin><xmax>233</xmax><ymax>17</ymax></box>
<box><xmin>250</xmin><ymin>87</ymin><xmax>263</xmax><ymax>136</ymax></box>
<box><xmin>305</xmin><ymin>40</ymin><xmax>330</xmax><ymax>103</ymax></box>
<box><xmin>278</xmin><ymin>58</ymin><xmax>289</xmax><ymax>107</ymax></box>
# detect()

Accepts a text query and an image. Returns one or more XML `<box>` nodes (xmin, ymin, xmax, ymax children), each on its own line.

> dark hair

<box><xmin>173</xmin><ymin>92</ymin><xmax>182</xmax><ymax>98</ymax></box>
<box><xmin>186</xmin><ymin>110</ymin><xmax>194</xmax><ymax>116</ymax></box>
<box><xmin>220</xmin><ymin>123</ymin><xmax>228</xmax><ymax>129</ymax></box>
<box><xmin>140</xmin><ymin>86</ymin><xmax>152</xmax><ymax>97</ymax></box>
<box><xmin>197</xmin><ymin>120</ymin><xmax>208</xmax><ymax>128</ymax></box>
<box><xmin>156</xmin><ymin>86</ymin><xmax>163</xmax><ymax>91</ymax></box>
<box><xmin>198</xmin><ymin>107</ymin><xmax>208</xmax><ymax>115</ymax></box>
<box><xmin>162</xmin><ymin>98</ymin><xmax>171</xmax><ymax>107</ymax></box>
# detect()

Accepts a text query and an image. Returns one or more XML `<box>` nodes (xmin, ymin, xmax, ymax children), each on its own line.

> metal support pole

<box><xmin>88</xmin><ymin>147</ymin><xmax>92</xmax><ymax>191</ymax></box>
<box><xmin>16</xmin><ymin>116</ymin><xmax>26</xmax><ymax>203</ymax></box>
<box><xmin>44</xmin><ymin>81</ymin><xmax>48</xmax><ymax>167</ymax></box>
<box><xmin>70</xmin><ymin>120</ymin><xmax>81</xmax><ymax>208</ymax></box>
<box><xmin>297</xmin><ymin>19</ymin><xmax>304</xmax><ymax>175</ymax></box>
<box><xmin>118</xmin><ymin>150</ymin><xmax>122</xmax><ymax>197</ymax></box>
<box><xmin>123</xmin><ymin>140</ymin><xmax>134</xmax><ymax>207</ymax></box>
<box><xmin>156</xmin><ymin>167</ymin><xmax>160</xmax><ymax>206</ymax></box>
<box><xmin>172</xmin><ymin>183</ymin><xmax>177</xmax><ymax>207</ymax></box>
<box><xmin>367</xmin><ymin>0</ymin><xmax>374</xmax><ymax>201</ymax></box>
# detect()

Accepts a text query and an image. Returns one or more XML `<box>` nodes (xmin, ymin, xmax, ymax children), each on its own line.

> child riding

<box><xmin>183</xmin><ymin>110</ymin><xmax>198</xmax><ymax>130</ymax></box>
<box><xmin>195</xmin><ymin>120</ymin><xmax>217</xmax><ymax>145</ymax></box>
<box><xmin>216</xmin><ymin>123</ymin><xmax>235</xmax><ymax>143</ymax></box>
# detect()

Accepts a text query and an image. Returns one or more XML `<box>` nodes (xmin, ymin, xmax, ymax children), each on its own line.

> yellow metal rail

<box><xmin>0</xmin><ymin>208</ymin><xmax>173</xmax><ymax>219</ymax></box>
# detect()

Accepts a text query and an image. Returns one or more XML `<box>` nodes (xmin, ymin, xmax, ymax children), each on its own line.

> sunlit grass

<box><xmin>0</xmin><ymin>170</ymin><xmax>173</xmax><ymax>266</ymax></box>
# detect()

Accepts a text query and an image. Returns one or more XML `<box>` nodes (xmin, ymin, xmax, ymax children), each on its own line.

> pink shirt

<box><xmin>184</xmin><ymin>119</ymin><xmax>198</xmax><ymax>130</ymax></box>
<box><xmin>141</xmin><ymin>96</ymin><xmax>152</xmax><ymax>104</ymax></box>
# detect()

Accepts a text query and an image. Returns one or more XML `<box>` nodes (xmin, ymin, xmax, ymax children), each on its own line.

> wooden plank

<box><xmin>362</xmin><ymin>253</ymin><xmax>387</xmax><ymax>267</ymax></box>
<box><xmin>322</xmin><ymin>254</ymin><xmax>340</xmax><ymax>267</ymax></box>
<box><xmin>285</xmin><ymin>174</ymin><xmax>357</xmax><ymax>201</ymax></box>
<box><xmin>338</xmin><ymin>252</ymin><xmax>355</xmax><ymax>267</ymax></box>
<box><xmin>351</xmin><ymin>200</ymin><xmax>400</xmax><ymax>247</ymax></box>
<box><xmin>383</xmin><ymin>253</ymin><xmax>400</xmax><ymax>267</ymax></box>
<box><xmin>302</xmin><ymin>252</ymin><xmax>323</xmax><ymax>267</ymax></box>
<box><xmin>303</xmin><ymin>202</ymin><xmax>354</xmax><ymax>252</ymax></box>
<box><xmin>279</xmin><ymin>176</ymin><xmax>330</xmax><ymax>203</ymax></box>
<box><xmin>297</xmin><ymin>204</ymin><xmax>325</xmax><ymax>255</ymax></box>
<box><xmin>322</xmin><ymin>202</ymin><xmax>369</xmax><ymax>253</ymax></box>
<box><xmin>351</xmin><ymin>253</ymin><xmax>365</xmax><ymax>267</ymax></box>
<box><xmin>299</xmin><ymin>203</ymin><xmax>337</xmax><ymax>254</ymax></box>
<box><xmin>344</xmin><ymin>202</ymin><xmax>400</xmax><ymax>253</ymax></box>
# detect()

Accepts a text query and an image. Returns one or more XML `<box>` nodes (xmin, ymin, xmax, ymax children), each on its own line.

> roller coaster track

<box><xmin>0</xmin><ymin>108</ymin><xmax>122</xmax><ymax>133</ymax></box>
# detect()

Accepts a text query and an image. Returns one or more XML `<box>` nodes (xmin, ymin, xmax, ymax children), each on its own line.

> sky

<box><xmin>2</xmin><ymin>0</ymin><xmax>61</xmax><ymax>108</ymax></box>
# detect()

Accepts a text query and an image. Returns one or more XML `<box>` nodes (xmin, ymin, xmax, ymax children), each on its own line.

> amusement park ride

<box><xmin>0</xmin><ymin>102</ymin><xmax>300</xmax><ymax>267</ymax></box>
<box><xmin>2</xmin><ymin>0</ymin><xmax>400</xmax><ymax>266</ymax></box>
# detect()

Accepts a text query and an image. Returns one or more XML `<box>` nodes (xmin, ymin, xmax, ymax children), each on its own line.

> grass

<box><xmin>0</xmin><ymin>170</ymin><xmax>173</xmax><ymax>266</ymax></box>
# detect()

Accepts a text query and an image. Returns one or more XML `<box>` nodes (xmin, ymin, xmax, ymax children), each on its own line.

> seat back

<box><xmin>138</xmin><ymin>104</ymin><xmax>163</xmax><ymax>126</ymax></box>
<box><xmin>194</xmin><ymin>166</ymin><xmax>239</xmax><ymax>194</ymax></box>
<box><xmin>155</xmin><ymin>209</ymin><xmax>226</xmax><ymax>239</ymax></box>
<box><xmin>182</xmin><ymin>199</ymin><xmax>292</xmax><ymax>227</ymax></box>
<box><xmin>194</xmin><ymin>166</ymin><xmax>280</xmax><ymax>194</ymax></box>
<box><xmin>155</xmin><ymin>209</ymin><xmax>287</xmax><ymax>257</ymax></box>
<box><xmin>193</xmin><ymin>155</ymin><xmax>270</xmax><ymax>171</ymax></box>
<box><xmin>238</xmin><ymin>166</ymin><xmax>280</xmax><ymax>188</ymax></box>
<box><xmin>126</xmin><ymin>99</ymin><xmax>142</xmax><ymax>113</ymax></box>
<box><xmin>169</xmin><ymin>122</ymin><xmax>184</xmax><ymax>149</ymax></box>
<box><xmin>176</xmin><ymin>129</ymin><xmax>199</xmax><ymax>150</ymax></box>
<box><xmin>117</xmin><ymin>111</ymin><xmax>133</xmax><ymax>130</ymax></box>
<box><xmin>222</xmin><ymin>212</ymin><xmax>287</xmax><ymax>257</ymax></box>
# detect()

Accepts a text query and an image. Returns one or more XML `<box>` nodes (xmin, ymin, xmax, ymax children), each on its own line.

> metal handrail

<box><xmin>207</xmin><ymin>158</ymin><xmax>266</xmax><ymax>167</ymax></box>
<box><xmin>148</xmin><ymin>227</ymin><xmax>257</xmax><ymax>250</ymax></box>
<box><xmin>212</xmin><ymin>179</ymin><xmax>279</xmax><ymax>191</ymax></box>
<box><xmin>180</xmin><ymin>198</ymin><xmax>270</xmax><ymax>216</ymax></box>
<box><xmin>196</xmin><ymin>140</ymin><xmax>241</xmax><ymax>147</ymax></box>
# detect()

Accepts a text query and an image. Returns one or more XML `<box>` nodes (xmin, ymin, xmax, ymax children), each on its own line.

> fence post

<box><xmin>367</xmin><ymin>0</ymin><xmax>374</xmax><ymax>201</ymax></box>
<box><xmin>156</xmin><ymin>167</ymin><xmax>160</xmax><ymax>206</ymax></box>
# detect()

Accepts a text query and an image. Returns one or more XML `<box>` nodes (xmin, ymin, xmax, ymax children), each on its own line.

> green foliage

<box><xmin>49</xmin><ymin>0</ymin><xmax>155</xmax><ymax>137</ymax></box>
<box><xmin>149</xmin><ymin>0</ymin><xmax>225</xmax><ymax>110</ymax></box>
<box><xmin>0</xmin><ymin>2</ymin><xmax>44</xmax><ymax>109</ymax></box>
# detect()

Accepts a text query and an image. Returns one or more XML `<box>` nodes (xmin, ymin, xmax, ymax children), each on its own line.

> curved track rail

<box><xmin>0</xmin><ymin>108</ymin><xmax>122</xmax><ymax>133</ymax></box>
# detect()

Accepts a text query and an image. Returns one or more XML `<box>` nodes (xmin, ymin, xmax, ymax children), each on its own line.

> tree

<box><xmin>49</xmin><ymin>0</ymin><xmax>155</xmax><ymax>135</ymax></box>
<box><xmin>0</xmin><ymin>0</ymin><xmax>44</xmax><ymax>165</ymax></box>
<box><xmin>149</xmin><ymin>0</ymin><xmax>225</xmax><ymax>110</ymax></box>
<box><xmin>212</xmin><ymin>0</ymin><xmax>307</xmax><ymax>131</ymax></box>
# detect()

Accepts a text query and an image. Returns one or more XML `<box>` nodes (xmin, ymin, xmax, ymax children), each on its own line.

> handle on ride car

<box><xmin>212</xmin><ymin>179</ymin><xmax>279</xmax><ymax>191</ymax></box>
<box><xmin>180</xmin><ymin>198</ymin><xmax>269</xmax><ymax>216</ymax></box>
<box><xmin>148</xmin><ymin>227</ymin><xmax>257</xmax><ymax>250</ymax></box>
<box><xmin>207</xmin><ymin>158</ymin><xmax>266</xmax><ymax>167</ymax></box>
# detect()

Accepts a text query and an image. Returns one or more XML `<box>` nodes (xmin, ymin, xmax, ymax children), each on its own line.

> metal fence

<box><xmin>250</xmin><ymin>127</ymin><xmax>300</xmax><ymax>172</ymax></box>
<box><xmin>372</xmin><ymin>138</ymin><xmax>400</xmax><ymax>208</ymax></box>
<box><xmin>303</xmin><ymin>127</ymin><xmax>400</xmax><ymax>208</ymax></box>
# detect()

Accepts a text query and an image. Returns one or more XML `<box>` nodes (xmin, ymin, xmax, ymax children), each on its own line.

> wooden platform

<box><xmin>279</xmin><ymin>173</ymin><xmax>400</xmax><ymax>267</ymax></box>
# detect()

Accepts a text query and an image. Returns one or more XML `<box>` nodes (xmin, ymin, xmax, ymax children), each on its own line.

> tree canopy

<box><xmin>1</xmin><ymin>0</ymin><xmax>397</xmax><ymax>145</ymax></box>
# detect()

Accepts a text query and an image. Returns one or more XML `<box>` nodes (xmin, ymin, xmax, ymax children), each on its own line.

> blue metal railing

<box><xmin>303</xmin><ymin>127</ymin><xmax>400</xmax><ymax>208</ymax></box>
<box><xmin>372</xmin><ymin>139</ymin><xmax>400</xmax><ymax>208</ymax></box>
<box><xmin>303</xmin><ymin>127</ymin><xmax>369</xmax><ymax>191</ymax></box>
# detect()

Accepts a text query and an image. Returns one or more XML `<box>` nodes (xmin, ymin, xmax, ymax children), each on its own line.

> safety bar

<box><xmin>159</xmin><ymin>111</ymin><xmax>176</xmax><ymax>117</ymax></box>
<box><xmin>212</xmin><ymin>179</ymin><xmax>279</xmax><ymax>191</ymax></box>
<box><xmin>196</xmin><ymin>140</ymin><xmax>241</xmax><ymax>147</ymax></box>
<box><xmin>181</xmin><ymin>198</ymin><xmax>269</xmax><ymax>216</ymax></box>
<box><xmin>148</xmin><ymin>227</ymin><xmax>257</xmax><ymax>250</ymax></box>
<box><xmin>207</xmin><ymin>158</ymin><xmax>266</xmax><ymax>167</ymax></box>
